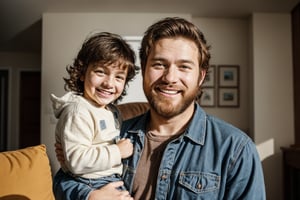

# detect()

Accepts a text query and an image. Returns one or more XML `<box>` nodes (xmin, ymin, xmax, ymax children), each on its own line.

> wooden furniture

<box><xmin>281</xmin><ymin>147</ymin><xmax>300</xmax><ymax>200</ymax></box>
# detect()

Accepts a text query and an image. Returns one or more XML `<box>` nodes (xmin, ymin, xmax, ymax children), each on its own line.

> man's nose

<box><xmin>162</xmin><ymin>65</ymin><xmax>178</xmax><ymax>83</ymax></box>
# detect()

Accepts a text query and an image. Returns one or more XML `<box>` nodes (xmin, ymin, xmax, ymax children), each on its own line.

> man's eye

<box><xmin>180</xmin><ymin>65</ymin><xmax>192</xmax><ymax>70</ymax></box>
<box><xmin>152</xmin><ymin>63</ymin><xmax>165</xmax><ymax>69</ymax></box>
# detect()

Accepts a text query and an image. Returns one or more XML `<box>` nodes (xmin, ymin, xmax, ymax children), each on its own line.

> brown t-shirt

<box><xmin>132</xmin><ymin>132</ymin><xmax>177</xmax><ymax>200</ymax></box>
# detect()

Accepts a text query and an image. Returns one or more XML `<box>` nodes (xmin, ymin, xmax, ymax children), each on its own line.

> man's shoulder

<box><xmin>194</xmin><ymin>103</ymin><xmax>247</xmax><ymax>139</ymax></box>
<box><xmin>204</xmin><ymin>115</ymin><xmax>258</xmax><ymax>162</ymax></box>
<box><xmin>204</xmin><ymin>114</ymin><xmax>251</xmax><ymax>144</ymax></box>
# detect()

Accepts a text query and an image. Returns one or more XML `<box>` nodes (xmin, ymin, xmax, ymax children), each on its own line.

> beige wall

<box><xmin>252</xmin><ymin>13</ymin><xmax>294</xmax><ymax>200</ymax></box>
<box><xmin>193</xmin><ymin>17</ymin><xmax>250</xmax><ymax>133</ymax></box>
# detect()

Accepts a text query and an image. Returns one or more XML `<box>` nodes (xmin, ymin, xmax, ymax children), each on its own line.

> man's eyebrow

<box><xmin>179</xmin><ymin>59</ymin><xmax>195</xmax><ymax>64</ymax></box>
<box><xmin>149</xmin><ymin>57</ymin><xmax>166</xmax><ymax>62</ymax></box>
<box><xmin>150</xmin><ymin>57</ymin><xmax>196</xmax><ymax>66</ymax></box>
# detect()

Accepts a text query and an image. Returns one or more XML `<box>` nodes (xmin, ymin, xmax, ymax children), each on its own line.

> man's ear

<box><xmin>198</xmin><ymin>69</ymin><xmax>206</xmax><ymax>86</ymax></box>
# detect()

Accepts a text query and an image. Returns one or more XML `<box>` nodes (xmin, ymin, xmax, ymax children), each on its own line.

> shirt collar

<box><xmin>126</xmin><ymin>103</ymin><xmax>207</xmax><ymax>145</ymax></box>
<box><xmin>183</xmin><ymin>103</ymin><xmax>206</xmax><ymax>145</ymax></box>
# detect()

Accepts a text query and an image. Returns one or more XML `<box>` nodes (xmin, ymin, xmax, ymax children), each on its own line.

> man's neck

<box><xmin>147</xmin><ymin>103</ymin><xmax>195</xmax><ymax>136</ymax></box>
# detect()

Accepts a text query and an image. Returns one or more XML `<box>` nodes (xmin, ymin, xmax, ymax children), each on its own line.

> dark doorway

<box><xmin>0</xmin><ymin>70</ymin><xmax>8</xmax><ymax>151</ymax></box>
<box><xmin>19</xmin><ymin>71</ymin><xmax>41</xmax><ymax>148</ymax></box>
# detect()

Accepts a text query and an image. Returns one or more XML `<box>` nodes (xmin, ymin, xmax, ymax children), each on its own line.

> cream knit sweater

<box><xmin>51</xmin><ymin>92</ymin><xmax>122</xmax><ymax>179</ymax></box>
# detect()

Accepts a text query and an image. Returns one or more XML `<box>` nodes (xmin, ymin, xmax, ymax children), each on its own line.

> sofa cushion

<box><xmin>0</xmin><ymin>144</ymin><xmax>54</xmax><ymax>200</ymax></box>
<box><xmin>117</xmin><ymin>102</ymin><xmax>149</xmax><ymax>120</ymax></box>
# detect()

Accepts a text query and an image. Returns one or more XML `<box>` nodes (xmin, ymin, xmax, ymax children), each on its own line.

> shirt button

<box><xmin>161</xmin><ymin>174</ymin><xmax>167</xmax><ymax>180</ymax></box>
<box><xmin>197</xmin><ymin>183</ymin><xmax>202</xmax><ymax>189</ymax></box>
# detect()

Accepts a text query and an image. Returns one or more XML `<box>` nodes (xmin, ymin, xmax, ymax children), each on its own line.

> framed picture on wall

<box><xmin>218</xmin><ymin>88</ymin><xmax>239</xmax><ymax>107</ymax></box>
<box><xmin>199</xmin><ymin>88</ymin><xmax>215</xmax><ymax>107</ymax></box>
<box><xmin>202</xmin><ymin>65</ymin><xmax>215</xmax><ymax>87</ymax></box>
<box><xmin>218</xmin><ymin>65</ymin><xmax>239</xmax><ymax>87</ymax></box>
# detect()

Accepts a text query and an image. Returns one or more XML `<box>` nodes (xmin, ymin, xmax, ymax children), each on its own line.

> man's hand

<box><xmin>88</xmin><ymin>181</ymin><xmax>134</xmax><ymax>200</ymax></box>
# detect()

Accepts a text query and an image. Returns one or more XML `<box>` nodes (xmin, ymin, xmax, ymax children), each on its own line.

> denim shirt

<box><xmin>121</xmin><ymin>103</ymin><xmax>266</xmax><ymax>200</ymax></box>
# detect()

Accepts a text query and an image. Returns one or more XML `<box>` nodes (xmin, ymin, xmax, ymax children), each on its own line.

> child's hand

<box><xmin>116</xmin><ymin>138</ymin><xmax>133</xmax><ymax>159</ymax></box>
<box><xmin>54</xmin><ymin>143</ymin><xmax>65</xmax><ymax>165</ymax></box>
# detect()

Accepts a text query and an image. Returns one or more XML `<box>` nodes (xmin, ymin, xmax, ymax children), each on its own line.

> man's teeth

<box><xmin>160</xmin><ymin>89</ymin><xmax>178</xmax><ymax>94</ymax></box>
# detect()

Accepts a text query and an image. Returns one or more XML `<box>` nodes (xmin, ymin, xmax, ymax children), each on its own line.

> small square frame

<box><xmin>199</xmin><ymin>88</ymin><xmax>215</xmax><ymax>107</ymax></box>
<box><xmin>218</xmin><ymin>65</ymin><xmax>239</xmax><ymax>87</ymax></box>
<box><xmin>218</xmin><ymin>88</ymin><xmax>239</xmax><ymax>107</ymax></box>
<box><xmin>202</xmin><ymin>65</ymin><xmax>215</xmax><ymax>87</ymax></box>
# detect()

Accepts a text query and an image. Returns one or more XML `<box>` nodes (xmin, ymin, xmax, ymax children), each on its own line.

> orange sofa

<box><xmin>0</xmin><ymin>102</ymin><xmax>149</xmax><ymax>200</ymax></box>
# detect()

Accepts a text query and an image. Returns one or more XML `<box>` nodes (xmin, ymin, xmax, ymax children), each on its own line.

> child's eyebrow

<box><xmin>116</xmin><ymin>69</ymin><xmax>127</xmax><ymax>73</ymax></box>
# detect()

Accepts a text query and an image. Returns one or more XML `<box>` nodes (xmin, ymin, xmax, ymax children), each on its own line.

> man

<box><xmin>60</xmin><ymin>17</ymin><xmax>266</xmax><ymax>200</ymax></box>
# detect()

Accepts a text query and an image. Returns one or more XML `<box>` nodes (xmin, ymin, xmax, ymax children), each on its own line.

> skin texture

<box><xmin>143</xmin><ymin>37</ymin><xmax>206</xmax><ymax>136</ymax></box>
<box><xmin>82</xmin><ymin>63</ymin><xmax>128</xmax><ymax>108</ymax></box>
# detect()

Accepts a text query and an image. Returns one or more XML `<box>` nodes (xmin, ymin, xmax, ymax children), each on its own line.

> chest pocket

<box><xmin>179</xmin><ymin>172</ymin><xmax>220</xmax><ymax>193</ymax></box>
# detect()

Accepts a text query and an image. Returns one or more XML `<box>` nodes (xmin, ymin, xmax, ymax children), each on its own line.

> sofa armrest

<box><xmin>117</xmin><ymin>102</ymin><xmax>149</xmax><ymax>120</ymax></box>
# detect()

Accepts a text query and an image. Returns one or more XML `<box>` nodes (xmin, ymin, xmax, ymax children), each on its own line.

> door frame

<box><xmin>17</xmin><ymin>68</ymin><xmax>41</xmax><ymax>148</ymax></box>
<box><xmin>0</xmin><ymin>67</ymin><xmax>11</xmax><ymax>151</ymax></box>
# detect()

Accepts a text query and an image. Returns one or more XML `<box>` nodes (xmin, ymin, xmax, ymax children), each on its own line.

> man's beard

<box><xmin>145</xmin><ymin>87</ymin><xmax>198</xmax><ymax>118</ymax></box>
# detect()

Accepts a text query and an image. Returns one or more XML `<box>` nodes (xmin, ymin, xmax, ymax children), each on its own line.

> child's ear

<box><xmin>80</xmin><ymin>75</ymin><xmax>85</xmax><ymax>81</ymax></box>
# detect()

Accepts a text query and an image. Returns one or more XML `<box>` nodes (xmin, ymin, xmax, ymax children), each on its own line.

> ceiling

<box><xmin>0</xmin><ymin>0</ymin><xmax>299</xmax><ymax>52</ymax></box>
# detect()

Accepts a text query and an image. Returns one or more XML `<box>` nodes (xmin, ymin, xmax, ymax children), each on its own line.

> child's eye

<box><xmin>116</xmin><ymin>75</ymin><xmax>125</xmax><ymax>81</ymax></box>
<box><xmin>95</xmin><ymin>69</ymin><xmax>105</xmax><ymax>75</ymax></box>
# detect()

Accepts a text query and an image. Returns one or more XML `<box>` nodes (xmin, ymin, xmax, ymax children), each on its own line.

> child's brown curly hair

<box><xmin>64</xmin><ymin>32</ymin><xmax>139</xmax><ymax>103</ymax></box>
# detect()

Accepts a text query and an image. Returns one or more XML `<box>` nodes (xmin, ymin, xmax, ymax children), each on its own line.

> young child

<box><xmin>51</xmin><ymin>32</ymin><xmax>138</xmax><ymax>200</ymax></box>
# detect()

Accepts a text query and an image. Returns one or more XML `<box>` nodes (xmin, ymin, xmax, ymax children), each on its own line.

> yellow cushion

<box><xmin>0</xmin><ymin>144</ymin><xmax>54</xmax><ymax>200</ymax></box>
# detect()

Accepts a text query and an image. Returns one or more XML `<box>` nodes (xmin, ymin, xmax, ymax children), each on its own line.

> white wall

<box><xmin>121</xmin><ymin>36</ymin><xmax>147</xmax><ymax>103</ymax></box>
<box><xmin>41</xmin><ymin>12</ymin><xmax>191</xmax><ymax>174</ymax></box>
<box><xmin>252</xmin><ymin>13</ymin><xmax>294</xmax><ymax>200</ymax></box>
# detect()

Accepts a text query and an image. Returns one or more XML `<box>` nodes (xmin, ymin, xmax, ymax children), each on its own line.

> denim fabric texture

<box><xmin>53</xmin><ymin>169</ymin><xmax>124</xmax><ymax>200</ymax></box>
<box><xmin>121</xmin><ymin>103</ymin><xmax>266</xmax><ymax>200</ymax></box>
